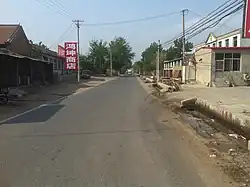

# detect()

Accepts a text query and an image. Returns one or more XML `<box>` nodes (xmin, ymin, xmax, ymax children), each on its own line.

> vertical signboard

<box><xmin>64</xmin><ymin>42</ymin><xmax>78</xmax><ymax>70</ymax></box>
<box><xmin>243</xmin><ymin>0</ymin><xmax>250</xmax><ymax>38</ymax></box>
<box><xmin>58</xmin><ymin>45</ymin><xmax>65</xmax><ymax>58</ymax></box>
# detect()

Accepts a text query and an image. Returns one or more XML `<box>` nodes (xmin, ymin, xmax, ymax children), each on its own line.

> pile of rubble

<box><xmin>140</xmin><ymin>75</ymin><xmax>181</xmax><ymax>93</ymax></box>
<box><xmin>159</xmin><ymin>78</ymin><xmax>181</xmax><ymax>92</ymax></box>
<box><xmin>140</xmin><ymin>75</ymin><xmax>156</xmax><ymax>83</ymax></box>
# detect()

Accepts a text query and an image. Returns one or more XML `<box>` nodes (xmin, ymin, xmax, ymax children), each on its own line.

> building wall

<box><xmin>215</xmin><ymin>33</ymin><xmax>241</xmax><ymax>47</ymax></box>
<box><xmin>182</xmin><ymin>65</ymin><xmax>196</xmax><ymax>83</ymax></box>
<box><xmin>212</xmin><ymin>49</ymin><xmax>250</xmax><ymax>86</ymax></box>
<box><xmin>42</xmin><ymin>54</ymin><xmax>64</xmax><ymax>74</ymax></box>
<box><xmin>6</xmin><ymin>27</ymin><xmax>31</xmax><ymax>57</ymax></box>
<box><xmin>195</xmin><ymin>48</ymin><xmax>213</xmax><ymax>86</ymax></box>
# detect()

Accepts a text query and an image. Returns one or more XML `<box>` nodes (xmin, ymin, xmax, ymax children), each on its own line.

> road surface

<box><xmin>0</xmin><ymin>77</ymin><xmax>233</xmax><ymax>187</ymax></box>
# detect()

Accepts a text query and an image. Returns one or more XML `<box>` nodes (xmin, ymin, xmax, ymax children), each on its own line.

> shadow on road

<box><xmin>1</xmin><ymin>104</ymin><xmax>65</xmax><ymax>124</ymax></box>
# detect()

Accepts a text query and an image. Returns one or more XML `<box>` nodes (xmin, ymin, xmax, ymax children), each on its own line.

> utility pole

<box><xmin>182</xmin><ymin>9</ymin><xmax>188</xmax><ymax>66</ymax></box>
<box><xmin>156</xmin><ymin>40</ymin><xmax>160</xmax><ymax>82</ymax></box>
<box><xmin>110</xmin><ymin>49</ymin><xmax>113</xmax><ymax>76</ymax></box>
<box><xmin>73</xmin><ymin>20</ymin><xmax>84</xmax><ymax>83</ymax></box>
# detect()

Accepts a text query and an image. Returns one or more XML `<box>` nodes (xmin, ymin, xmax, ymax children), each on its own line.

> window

<box><xmin>215</xmin><ymin>53</ymin><xmax>224</xmax><ymax>72</ymax></box>
<box><xmin>233</xmin><ymin>59</ymin><xmax>240</xmax><ymax>71</ymax></box>
<box><xmin>224</xmin><ymin>59</ymin><xmax>232</xmax><ymax>71</ymax></box>
<box><xmin>225</xmin><ymin>39</ymin><xmax>229</xmax><ymax>47</ymax></box>
<box><xmin>218</xmin><ymin>41</ymin><xmax>222</xmax><ymax>47</ymax></box>
<box><xmin>233</xmin><ymin>36</ymin><xmax>238</xmax><ymax>47</ymax></box>
<box><xmin>215</xmin><ymin>61</ymin><xmax>223</xmax><ymax>72</ymax></box>
<box><xmin>212</xmin><ymin>43</ymin><xmax>216</xmax><ymax>47</ymax></box>
<box><xmin>215</xmin><ymin>53</ymin><xmax>224</xmax><ymax>60</ymax></box>
<box><xmin>215</xmin><ymin>53</ymin><xmax>241</xmax><ymax>72</ymax></box>
<box><xmin>233</xmin><ymin>53</ymin><xmax>241</xmax><ymax>71</ymax></box>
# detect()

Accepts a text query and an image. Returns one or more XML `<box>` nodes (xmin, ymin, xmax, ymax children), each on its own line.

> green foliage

<box><xmin>140</xmin><ymin>39</ymin><xmax>193</xmax><ymax>74</ymax></box>
<box><xmin>165</xmin><ymin>38</ymin><xmax>193</xmax><ymax>60</ymax></box>
<box><xmin>80</xmin><ymin>37</ymin><xmax>135</xmax><ymax>74</ymax></box>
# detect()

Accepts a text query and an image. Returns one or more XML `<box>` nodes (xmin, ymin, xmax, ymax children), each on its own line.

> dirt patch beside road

<box><xmin>137</xmin><ymin>77</ymin><xmax>250</xmax><ymax>187</ymax></box>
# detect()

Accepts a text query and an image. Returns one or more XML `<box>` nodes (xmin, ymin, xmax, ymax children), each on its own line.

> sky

<box><xmin>1</xmin><ymin>0</ymin><xmax>243</xmax><ymax>61</ymax></box>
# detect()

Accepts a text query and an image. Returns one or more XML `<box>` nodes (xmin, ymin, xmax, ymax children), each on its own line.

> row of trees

<box><xmin>80</xmin><ymin>37</ymin><xmax>135</xmax><ymax>74</ymax></box>
<box><xmin>133</xmin><ymin>38</ymin><xmax>193</xmax><ymax>75</ymax></box>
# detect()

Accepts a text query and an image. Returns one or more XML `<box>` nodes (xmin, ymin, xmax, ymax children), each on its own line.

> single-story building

<box><xmin>0</xmin><ymin>48</ymin><xmax>53</xmax><ymax>88</ymax></box>
<box><xmin>194</xmin><ymin>46</ymin><xmax>250</xmax><ymax>87</ymax></box>
<box><xmin>0</xmin><ymin>24</ymin><xmax>31</xmax><ymax>57</ymax></box>
<box><xmin>31</xmin><ymin>44</ymin><xmax>65</xmax><ymax>75</ymax></box>
<box><xmin>163</xmin><ymin>54</ymin><xmax>196</xmax><ymax>83</ymax></box>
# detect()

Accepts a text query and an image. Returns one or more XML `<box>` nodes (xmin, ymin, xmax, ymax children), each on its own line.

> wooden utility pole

<box><xmin>110</xmin><ymin>49</ymin><xmax>113</xmax><ymax>76</ymax></box>
<box><xmin>156</xmin><ymin>40</ymin><xmax>160</xmax><ymax>82</ymax></box>
<box><xmin>182</xmin><ymin>9</ymin><xmax>188</xmax><ymax>66</ymax></box>
<box><xmin>73</xmin><ymin>20</ymin><xmax>84</xmax><ymax>82</ymax></box>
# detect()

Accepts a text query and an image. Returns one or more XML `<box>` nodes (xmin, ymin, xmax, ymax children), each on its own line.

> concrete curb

<box><xmin>181</xmin><ymin>97</ymin><xmax>250</xmax><ymax>140</ymax></box>
<box><xmin>180</xmin><ymin>98</ymin><xmax>197</xmax><ymax>108</ymax></box>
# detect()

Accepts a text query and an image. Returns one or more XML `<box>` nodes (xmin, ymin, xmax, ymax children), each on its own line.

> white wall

<box><xmin>193</xmin><ymin>33</ymin><xmax>241</xmax><ymax>52</ymax></box>
<box><xmin>216</xmin><ymin>33</ymin><xmax>241</xmax><ymax>47</ymax></box>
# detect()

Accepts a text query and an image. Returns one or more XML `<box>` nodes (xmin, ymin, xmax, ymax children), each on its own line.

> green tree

<box><xmin>140</xmin><ymin>42</ymin><xmax>162</xmax><ymax>74</ymax></box>
<box><xmin>88</xmin><ymin>40</ymin><xmax>109</xmax><ymax>73</ymax></box>
<box><xmin>165</xmin><ymin>38</ymin><xmax>193</xmax><ymax>60</ymax></box>
<box><xmin>108</xmin><ymin>37</ymin><xmax>135</xmax><ymax>73</ymax></box>
<box><xmin>133</xmin><ymin>61</ymin><xmax>143</xmax><ymax>74</ymax></box>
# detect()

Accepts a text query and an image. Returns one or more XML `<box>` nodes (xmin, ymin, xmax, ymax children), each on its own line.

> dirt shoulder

<box><xmin>137</xmin><ymin>77</ymin><xmax>249</xmax><ymax>187</ymax></box>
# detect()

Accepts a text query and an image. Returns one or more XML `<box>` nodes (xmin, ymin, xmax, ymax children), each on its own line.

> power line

<box><xmin>47</xmin><ymin>0</ymin><xmax>74</xmax><ymax>18</ymax></box>
<box><xmin>82</xmin><ymin>12</ymin><xmax>179</xmax><ymax>26</ymax></box>
<box><xmin>49</xmin><ymin>23</ymin><xmax>74</xmax><ymax>49</ymax></box>
<box><xmin>161</xmin><ymin>0</ymin><xmax>242</xmax><ymax>46</ymax></box>
<box><xmin>189</xmin><ymin>10</ymin><xmax>234</xmax><ymax>31</ymax></box>
<box><xmin>34</xmin><ymin>0</ymin><xmax>73</xmax><ymax>20</ymax></box>
<box><xmin>186</xmin><ymin>0</ymin><xmax>242</xmax><ymax>35</ymax></box>
<box><xmin>186</xmin><ymin>3</ymin><xmax>243</xmax><ymax>40</ymax></box>
<box><xmin>161</xmin><ymin>0</ymin><xmax>243</xmax><ymax>47</ymax></box>
<box><xmin>173</xmin><ymin>0</ymin><xmax>242</xmax><ymax>44</ymax></box>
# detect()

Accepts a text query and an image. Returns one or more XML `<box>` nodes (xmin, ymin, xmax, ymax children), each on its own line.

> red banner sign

<box><xmin>58</xmin><ymin>45</ymin><xmax>65</xmax><ymax>58</ymax></box>
<box><xmin>64</xmin><ymin>42</ymin><xmax>78</xmax><ymax>70</ymax></box>
<box><xmin>243</xmin><ymin>0</ymin><xmax>250</xmax><ymax>38</ymax></box>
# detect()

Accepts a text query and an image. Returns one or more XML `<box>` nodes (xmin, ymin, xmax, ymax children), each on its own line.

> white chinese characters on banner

<box><xmin>64</xmin><ymin>42</ymin><xmax>78</xmax><ymax>70</ymax></box>
<box><xmin>66</xmin><ymin>63</ymin><xmax>76</xmax><ymax>69</ymax></box>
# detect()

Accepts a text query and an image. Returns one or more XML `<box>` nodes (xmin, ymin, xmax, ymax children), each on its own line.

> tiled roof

<box><xmin>0</xmin><ymin>24</ymin><xmax>19</xmax><ymax>44</ymax></box>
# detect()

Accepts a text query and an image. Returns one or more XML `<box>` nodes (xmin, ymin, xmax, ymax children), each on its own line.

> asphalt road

<box><xmin>0</xmin><ymin>77</ymin><xmax>232</xmax><ymax>187</ymax></box>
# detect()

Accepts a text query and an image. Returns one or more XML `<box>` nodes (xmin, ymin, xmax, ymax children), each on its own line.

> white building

<box><xmin>194</xmin><ymin>29</ymin><xmax>250</xmax><ymax>52</ymax></box>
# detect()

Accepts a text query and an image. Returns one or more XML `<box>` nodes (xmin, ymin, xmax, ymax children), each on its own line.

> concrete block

<box><xmin>180</xmin><ymin>98</ymin><xmax>197</xmax><ymax>108</ymax></box>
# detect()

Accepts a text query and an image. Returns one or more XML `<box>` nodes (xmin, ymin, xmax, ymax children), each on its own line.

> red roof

<box><xmin>0</xmin><ymin>24</ymin><xmax>20</xmax><ymax>44</ymax></box>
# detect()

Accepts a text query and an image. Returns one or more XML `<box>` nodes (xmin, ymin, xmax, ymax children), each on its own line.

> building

<box><xmin>163</xmin><ymin>53</ymin><xmax>195</xmax><ymax>83</ymax></box>
<box><xmin>0</xmin><ymin>24</ymin><xmax>64</xmax><ymax>75</ymax></box>
<box><xmin>164</xmin><ymin>29</ymin><xmax>250</xmax><ymax>87</ymax></box>
<box><xmin>0</xmin><ymin>24</ymin><xmax>53</xmax><ymax>87</ymax></box>
<box><xmin>31</xmin><ymin>44</ymin><xmax>65</xmax><ymax>75</ymax></box>
<box><xmin>194</xmin><ymin>28</ymin><xmax>250</xmax><ymax>52</ymax></box>
<box><xmin>0</xmin><ymin>24</ymin><xmax>31</xmax><ymax>56</ymax></box>
<box><xmin>0</xmin><ymin>48</ymin><xmax>53</xmax><ymax>87</ymax></box>
<box><xmin>194</xmin><ymin>46</ymin><xmax>250</xmax><ymax>87</ymax></box>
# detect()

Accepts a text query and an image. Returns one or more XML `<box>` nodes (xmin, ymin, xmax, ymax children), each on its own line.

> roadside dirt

<box><xmin>162</xmin><ymin>94</ymin><xmax>250</xmax><ymax>186</ymax></box>
<box><xmin>138</xmin><ymin>78</ymin><xmax>250</xmax><ymax>187</ymax></box>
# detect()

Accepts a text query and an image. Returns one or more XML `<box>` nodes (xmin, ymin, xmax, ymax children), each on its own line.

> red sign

<box><xmin>64</xmin><ymin>42</ymin><xmax>78</xmax><ymax>70</ymax></box>
<box><xmin>58</xmin><ymin>45</ymin><xmax>65</xmax><ymax>58</ymax></box>
<box><xmin>243</xmin><ymin>0</ymin><xmax>250</xmax><ymax>38</ymax></box>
